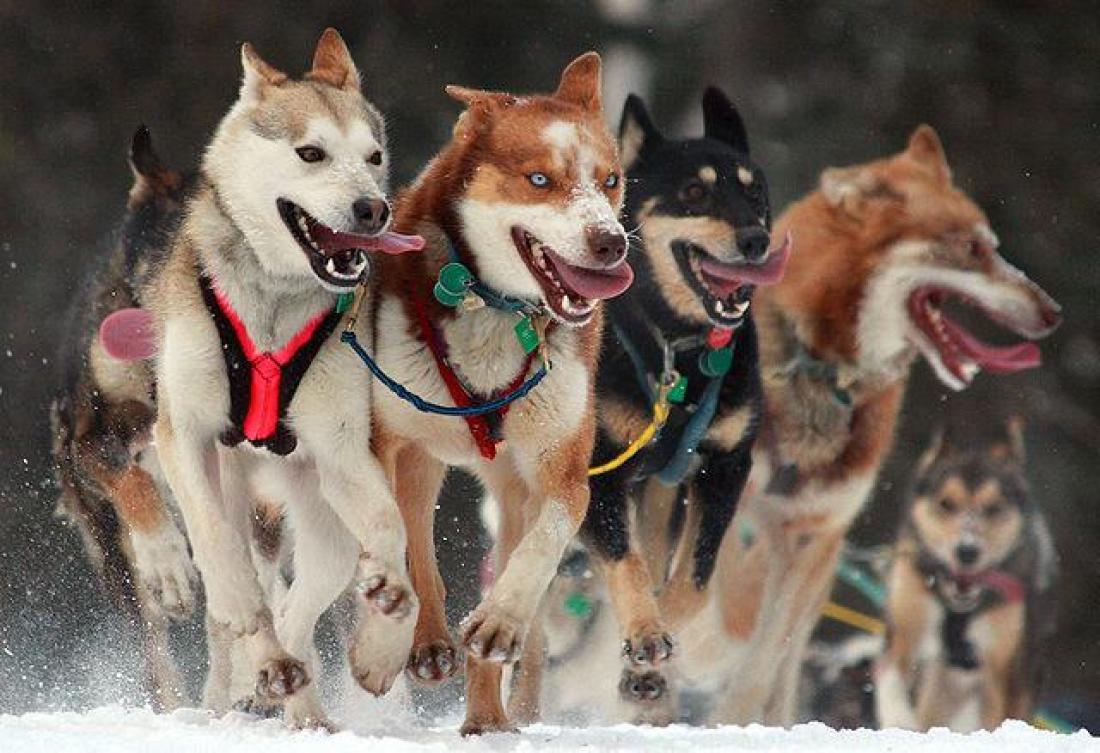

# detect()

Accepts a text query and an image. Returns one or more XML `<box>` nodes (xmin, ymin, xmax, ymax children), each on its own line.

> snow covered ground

<box><xmin>1</xmin><ymin>707</ymin><xmax>1096</xmax><ymax>753</ymax></box>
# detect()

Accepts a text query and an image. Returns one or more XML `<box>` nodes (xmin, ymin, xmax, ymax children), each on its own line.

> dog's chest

<box><xmin>374</xmin><ymin>296</ymin><xmax>589</xmax><ymax>464</ymax></box>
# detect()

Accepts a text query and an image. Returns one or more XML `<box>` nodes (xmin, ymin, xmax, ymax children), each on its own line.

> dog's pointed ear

<box><xmin>905</xmin><ymin>124</ymin><xmax>951</xmax><ymax>182</ymax></box>
<box><xmin>916</xmin><ymin>426</ymin><xmax>952</xmax><ymax>474</ymax></box>
<box><xmin>308</xmin><ymin>28</ymin><xmax>360</xmax><ymax>91</ymax></box>
<box><xmin>820</xmin><ymin>165</ymin><xmax>867</xmax><ymax>209</ymax></box>
<box><xmin>240</xmin><ymin>42</ymin><xmax>287</xmax><ymax>102</ymax></box>
<box><xmin>445</xmin><ymin>86</ymin><xmax>516</xmax><ymax>141</ymax></box>
<box><xmin>127</xmin><ymin>125</ymin><xmax>182</xmax><ymax>209</ymax></box>
<box><xmin>703</xmin><ymin>87</ymin><xmax>749</xmax><ymax>154</ymax></box>
<box><xmin>619</xmin><ymin>94</ymin><xmax>662</xmax><ymax>171</ymax></box>
<box><xmin>990</xmin><ymin>415</ymin><xmax>1027</xmax><ymax>464</ymax></box>
<box><xmin>445</xmin><ymin>85</ymin><xmax>516</xmax><ymax>109</ymax></box>
<box><xmin>555</xmin><ymin>52</ymin><xmax>602</xmax><ymax>112</ymax></box>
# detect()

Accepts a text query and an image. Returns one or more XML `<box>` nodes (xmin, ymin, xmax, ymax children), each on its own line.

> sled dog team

<box><xmin>52</xmin><ymin>29</ymin><xmax>1062</xmax><ymax>734</ymax></box>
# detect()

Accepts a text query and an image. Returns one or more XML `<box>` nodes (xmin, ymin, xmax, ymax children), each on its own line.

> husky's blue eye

<box><xmin>604</xmin><ymin>173</ymin><xmax>619</xmax><ymax>189</ymax></box>
<box><xmin>528</xmin><ymin>172</ymin><xmax>550</xmax><ymax>188</ymax></box>
<box><xmin>296</xmin><ymin>146</ymin><xmax>326</xmax><ymax>163</ymax></box>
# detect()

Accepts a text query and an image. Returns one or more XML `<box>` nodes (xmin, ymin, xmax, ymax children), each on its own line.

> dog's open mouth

<box><xmin>907</xmin><ymin>286</ymin><xmax>1044</xmax><ymax>389</ymax></box>
<box><xmin>510</xmin><ymin>227</ymin><xmax>634</xmax><ymax>324</ymax></box>
<box><xmin>674</xmin><ymin>230</ymin><xmax>791</xmax><ymax>324</ymax></box>
<box><xmin>277</xmin><ymin>199</ymin><xmax>424</xmax><ymax>290</ymax></box>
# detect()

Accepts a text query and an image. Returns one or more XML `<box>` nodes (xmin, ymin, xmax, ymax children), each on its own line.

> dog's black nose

<box><xmin>955</xmin><ymin>543</ymin><xmax>981</xmax><ymax>567</ymax></box>
<box><xmin>353</xmin><ymin>197</ymin><xmax>390</xmax><ymax>234</ymax></box>
<box><xmin>586</xmin><ymin>226</ymin><xmax>627</xmax><ymax>267</ymax></box>
<box><xmin>738</xmin><ymin>227</ymin><xmax>770</xmax><ymax>263</ymax></box>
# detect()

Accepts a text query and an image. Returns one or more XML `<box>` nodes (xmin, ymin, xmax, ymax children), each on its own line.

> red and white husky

<box><xmin>371</xmin><ymin>53</ymin><xmax>633</xmax><ymax>734</ymax></box>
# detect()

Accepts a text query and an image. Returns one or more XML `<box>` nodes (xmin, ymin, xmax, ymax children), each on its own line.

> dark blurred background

<box><xmin>0</xmin><ymin>0</ymin><xmax>1096</xmax><ymax>721</ymax></box>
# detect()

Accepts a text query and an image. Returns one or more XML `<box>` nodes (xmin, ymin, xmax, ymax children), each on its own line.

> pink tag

<box><xmin>99</xmin><ymin>308</ymin><xmax>157</xmax><ymax>361</ymax></box>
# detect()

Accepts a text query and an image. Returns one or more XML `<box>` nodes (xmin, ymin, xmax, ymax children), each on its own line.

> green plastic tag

<box><xmin>700</xmin><ymin>346</ymin><xmax>733</xmax><ymax>377</ymax></box>
<box><xmin>335</xmin><ymin>292</ymin><xmax>354</xmax><ymax>313</ymax></box>
<box><xmin>667</xmin><ymin>374</ymin><xmax>688</xmax><ymax>404</ymax></box>
<box><xmin>438</xmin><ymin>262</ymin><xmax>473</xmax><ymax>296</ymax></box>
<box><xmin>514</xmin><ymin>316</ymin><xmax>540</xmax><ymax>354</ymax></box>
<box><xmin>564</xmin><ymin>591</ymin><xmax>593</xmax><ymax>619</ymax></box>
<box><xmin>433</xmin><ymin>281</ymin><xmax>467</xmax><ymax>307</ymax></box>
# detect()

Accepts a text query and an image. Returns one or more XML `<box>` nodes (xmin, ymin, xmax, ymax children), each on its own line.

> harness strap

<box><xmin>201</xmin><ymin>276</ymin><xmax>339</xmax><ymax>454</ymax></box>
<box><xmin>656</xmin><ymin>375</ymin><xmax>724</xmax><ymax>485</ymax></box>
<box><xmin>412</xmin><ymin>296</ymin><xmax>535</xmax><ymax>461</ymax></box>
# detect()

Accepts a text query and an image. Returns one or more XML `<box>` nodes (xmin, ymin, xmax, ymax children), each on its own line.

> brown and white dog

<box><xmin>51</xmin><ymin>127</ymin><xmax>195</xmax><ymax>710</ymax></box>
<box><xmin>876</xmin><ymin>419</ymin><xmax>1058</xmax><ymax>731</ymax></box>
<box><xmin>371</xmin><ymin>53</ymin><xmax>633</xmax><ymax>734</ymax></box>
<box><xmin>147</xmin><ymin>30</ymin><xmax>423</xmax><ymax>728</ymax></box>
<box><xmin>664</xmin><ymin>125</ymin><xmax>1062</xmax><ymax>725</ymax></box>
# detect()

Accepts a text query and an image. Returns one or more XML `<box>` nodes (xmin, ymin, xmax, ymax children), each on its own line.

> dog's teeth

<box><xmin>715</xmin><ymin>299</ymin><xmax>726</xmax><ymax>314</ymax></box>
<box><xmin>326</xmin><ymin>258</ymin><xmax>337</xmax><ymax>275</ymax></box>
<box><xmin>735</xmin><ymin>300</ymin><xmax>750</xmax><ymax>315</ymax></box>
<box><xmin>960</xmin><ymin>361</ymin><xmax>980</xmax><ymax>380</ymax></box>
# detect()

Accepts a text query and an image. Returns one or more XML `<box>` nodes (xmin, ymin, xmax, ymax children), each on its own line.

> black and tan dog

<box><xmin>876</xmin><ymin>419</ymin><xmax>1058</xmax><ymax>731</ymax></box>
<box><xmin>576</xmin><ymin>89</ymin><xmax>789</xmax><ymax>706</ymax></box>
<box><xmin>51</xmin><ymin>127</ymin><xmax>196</xmax><ymax>709</ymax></box>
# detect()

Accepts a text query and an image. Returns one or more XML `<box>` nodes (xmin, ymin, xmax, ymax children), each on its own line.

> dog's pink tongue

<box><xmin>312</xmin><ymin>224</ymin><xmax>425</xmax><ymax>256</ymax></box>
<box><xmin>942</xmin><ymin>317</ymin><xmax>1041</xmax><ymax>373</ymax></box>
<box><xmin>698</xmin><ymin>230</ymin><xmax>792</xmax><ymax>287</ymax></box>
<box><xmin>551</xmin><ymin>258</ymin><xmax>635</xmax><ymax>300</ymax></box>
<box><xmin>100</xmin><ymin>308</ymin><xmax>157</xmax><ymax>361</ymax></box>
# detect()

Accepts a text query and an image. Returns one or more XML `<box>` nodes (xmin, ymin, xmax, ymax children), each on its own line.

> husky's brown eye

<box><xmin>296</xmin><ymin>146</ymin><xmax>326</xmax><ymax>163</ymax></box>
<box><xmin>368</xmin><ymin>150</ymin><xmax>383</xmax><ymax>166</ymax></box>
<box><xmin>938</xmin><ymin>497</ymin><xmax>958</xmax><ymax>515</ymax></box>
<box><xmin>983</xmin><ymin>502</ymin><xmax>1006</xmax><ymax>520</ymax></box>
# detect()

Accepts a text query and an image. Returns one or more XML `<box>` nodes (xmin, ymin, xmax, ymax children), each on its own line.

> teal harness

<box><xmin>612</xmin><ymin>323</ymin><xmax>734</xmax><ymax>486</ymax></box>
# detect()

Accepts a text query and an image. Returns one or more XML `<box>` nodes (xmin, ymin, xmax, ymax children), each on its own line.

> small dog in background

<box><xmin>51</xmin><ymin>126</ymin><xmax>196</xmax><ymax>709</ymax></box>
<box><xmin>876</xmin><ymin>418</ymin><xmax>1058</xmax><ymax>731</ymax></box>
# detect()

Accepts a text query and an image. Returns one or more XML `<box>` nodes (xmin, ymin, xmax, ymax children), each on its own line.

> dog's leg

<box><xmin>275</xmin><ymin>493</ymin><xmax>358</xmax><ymax>729</ymax></box>
<box><xmin>716</xmin><ymin>523</ymin><xmax>843</xmax><ymax>725</ymax></box>
<box><xmin>660</xmin><ymin>439</ymin><xmax>753</xmax><ymax>631</ymax></box>
<box><xmin>506</xmin><ymin>600</ymin><xmax>548</xmax><ymax>725</ymax></box>
<box><xmin>875</xmin><ymin>557</ymin><xmax>933</xmax><ymax>730</ymax></box>
<box><xmin>975</xmin><ymin>600</ymin><xmax>1025</xmax><ymax>730</ymax></box>
<box><xmin>380</xmin><ymin>439</ymin><xmax>452</xmax><ymax>686</ymax></box>
<box><xmin>78</xmin><ymin>399</ymin><xmax>198</xmax><ymax>622</ymax></box>
<box><xmin>583</xmin><ymin>445</ymin><xmax>673</xmax><ymax>674</ymax></box>
<box><xmin>461</xmin><ymin>422</ymin><xmax>593</xmax><ymax>733</ymax></box>
<box><xmin>134</xmin><ymin>585</ymin><xmax>187</xmax><ymax>711</ymax></box>
<box><xmin>307</xmin><ymin>436</ymin><xmax>417</xmax><ymax>697</ymax></box>
<box><xmin>460</xmin><ymin>460</ymin><xmax>529</xmax><ymax>735</ymax></box>
<box><xmin>155</xmin><ymin>419</ymin><xmax>307</xmax><ymax>706</ymax></box>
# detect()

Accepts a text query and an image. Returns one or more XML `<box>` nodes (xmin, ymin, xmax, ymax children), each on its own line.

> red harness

<box><xmin>412</xmin><ymin>297</ymin><xmax>535</xmax><ymax>461</ymax></box>
<box><xmin>202</xmin><ymin>276</ymin><xmax>340</xmax><ymax>455</ymax></box>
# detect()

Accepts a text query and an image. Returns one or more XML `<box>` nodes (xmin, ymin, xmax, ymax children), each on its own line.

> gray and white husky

<box><xmin>147</xmin><ymin>29</ymin><xmax>421</xmax><ymax>728</ymax></box>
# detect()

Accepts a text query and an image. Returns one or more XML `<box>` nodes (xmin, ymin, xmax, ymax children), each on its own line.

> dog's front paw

<box><xmin>461</xmin><ymin>603</ymin><xmax>525</xmax><ymax>663</ymax></box>
<box><xmin>356</xmin><ymin>563</ymin><xmax>415</xmax><ymax>620</ymax></box>
<box><xmin>255</xmin><ymin>656</ymin><xmax>309</xmax><ymax>701</ymax></box>
<box><xmin>350</xmin><ymin>642</ymin><xmax>407</xmax><ymax>697</ymax></box>
<box><xmin>349</xmin><ymin>598</ymin><xmax>417</xmax><ymax>697</ymax></box>
<box><xmin>408</xmin><ymin>639</ymin><xmax>459</xmax><ymax>684</ymax></box>
<box><xmin>130</xmin><ymin>523</ymin><xmax>198</xmax><ymax>620</ymax></box>
<box><xmin>619</xmin><ymin>668</ymin><xmax>667</xmax><ymax>703</ymax></box>
<box><xmin>622</xmin><ymin>629</ymin><xmax>675</xmax><ymax>667</ymax></box>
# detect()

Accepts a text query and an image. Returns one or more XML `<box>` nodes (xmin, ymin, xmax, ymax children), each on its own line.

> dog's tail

<box><xmin>50</xmin><ymin>395</ymin><xmax>142</xmax><ymax>618</ymax></box>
